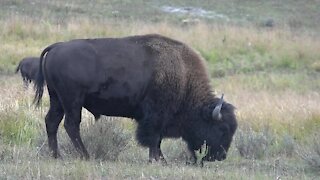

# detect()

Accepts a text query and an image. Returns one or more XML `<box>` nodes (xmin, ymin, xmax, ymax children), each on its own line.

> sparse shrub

<box><xmin>161</xmin><ymin>139</ymin><xmax>189</xmax><ymax>163</ymax></box>
<box><xmin>235</xmin><ymin>127</ymin><xmax>274</xmax><ymax>159</ymax></box>
<box><xmin>82</xmin><ymin>117</ymin><xmax>131</xmax><ymax>161</ymax></box>
<box><xmin>35</xmin><ymin>116</ymin><xmax>132</xmax><ymax>160</ymax></box>
<box><xmin>297</xmin><ymin>132</ymin><xmax>320</xmax><ymax>172</ymax></box>
<box><xmin>277</xmin><ymin>134</ymin><xmax>295</xmax><ymax>157</ymax></box>
<box><xmin>235</xmin><ymin>126</ymin><xmax>298</xmax><ymax>159</ymax></box>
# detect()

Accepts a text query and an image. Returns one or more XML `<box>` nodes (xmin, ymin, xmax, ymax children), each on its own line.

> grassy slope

<box><xmin>0</xmin><ymin>0</ymin><xmax>320</xmax><ymax>179</ymax></box>
<box><xmin>1</xmin><ymin>0</ymin><xmax>319</xmax><ymax>29</ymax></box>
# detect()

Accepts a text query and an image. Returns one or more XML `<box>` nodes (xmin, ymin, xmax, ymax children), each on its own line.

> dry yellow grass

<box><xmin>229</xmin><ymin>89</ymin><xmax>320</xmax><ymax>133</ymax></box>
<box><xmin>2</xmin><ymin>75</ymin><xmax>319</xmax><ymax>137</ymax></box>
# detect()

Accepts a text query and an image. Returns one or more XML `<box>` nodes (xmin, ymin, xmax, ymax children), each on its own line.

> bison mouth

<box><xmin>203</xmin><ymin>145</ymin><xmax>227</xmax><ymax>162</ymax></box>
<box><xmin>194</xmin><ymin>142</ymin><xmax>227</xmax><ymax>163</ymax></box>
<box><xmin>196</xmin><ymin>144</ymin><xmax>227</xmax><ymax>162</ymax></box>
<box><xmin>203</xmin><ymin>152</ymin><xmax>226</xmax><ymax>162</ymax></box>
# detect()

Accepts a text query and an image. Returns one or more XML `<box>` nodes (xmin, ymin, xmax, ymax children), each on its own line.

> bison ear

<box><xmin>212</xmin><ymin>94</ymin><xmax>224</xmax><ymax>121</ymax></box>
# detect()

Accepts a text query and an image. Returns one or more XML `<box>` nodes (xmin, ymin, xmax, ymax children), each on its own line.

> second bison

<box><xmin>16</xmin><ymin>57</ymin><xmax>39</xmax><ymax>87</ymax></box>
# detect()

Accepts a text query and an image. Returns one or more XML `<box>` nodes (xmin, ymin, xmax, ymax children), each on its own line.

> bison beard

<box><xmin>34</xmin><ymin>34</ymin><xmax>237</xmax><ymax>164</ymax></box>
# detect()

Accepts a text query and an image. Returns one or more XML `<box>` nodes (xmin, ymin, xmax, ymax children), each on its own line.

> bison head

<box><xmin>186</xmin><ymin>94</ymin><xmax>237</xmax><ymax>163</ymax></box>
<box><xmin>202</xmin><ymin>122</ymin><xmax>234</xmax><ymax>161</ymax></box>
<box><xmin>205</xmin><ymin>94</ymin><xmax>237</xmax><ymax>161</ymax></box>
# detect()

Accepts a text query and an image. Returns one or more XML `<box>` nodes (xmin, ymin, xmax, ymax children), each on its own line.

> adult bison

<box><xmin>16</xmin><ymin>57</ymin><xmax>39</xmax><ymax>87</ymax></box>
<box><xmin>34</xmin><ymin>34</ymin><xmax>237</xmax><ymax>164</ymax></box>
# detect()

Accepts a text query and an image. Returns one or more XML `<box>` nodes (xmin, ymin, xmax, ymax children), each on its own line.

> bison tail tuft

<box><xmin>33</xmin><ymin>50</ymin><xmax>46</xmax><ymax>106</ymax></box>
<box><xmin>34</xmin><ymin>72</ymin><xmax>44</xmax><ymax>107</ymax></box>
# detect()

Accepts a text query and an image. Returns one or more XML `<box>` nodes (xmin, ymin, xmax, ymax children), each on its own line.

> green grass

<box><xmin>0</xmin><ymin>158</ymin><xmax>315</xmax><ymax>179</ymax></box>
<box><xmin>0</xmin><ymin>109</ymin><xmax>39</xmax><ymax>145</ymax></box>
<box><xmin>1</xmin><ymin>0</ymin><xmax>320</xmax><ymax>179</ymax></box>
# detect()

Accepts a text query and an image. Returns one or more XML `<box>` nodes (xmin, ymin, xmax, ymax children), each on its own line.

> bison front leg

<box><xmin>137</xmin><ymin>121</ymin><xmax>166</xmax><ymax>164</ymax></box>
<box><xmin>186</xmin><ymin>146</ymin><xmax>197</xmax><ymax>166</ymax></box>
<box><xmin>158</xmin><ymin>138</ymin><xmax>167</xmax><ymax>164</ymax></box>
<box><xmin>149</xmin><ymin>145</ymin><xmax>160</xmax><ymax>163</ymax></box>
<box><xmin>148</xmin><ymin>139</ymin><xmax>167</xmax><ymax>164</ymax></box>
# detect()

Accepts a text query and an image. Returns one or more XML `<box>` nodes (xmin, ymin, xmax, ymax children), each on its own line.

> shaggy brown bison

<box><xmin>16</xmin><ymin>57</ymin><xmax>39</xmax><ymax>87</ymax></box>
<box><xmin>34</xmin><ymin>34</ymin><xmax>237</xmax><ymax>164</ymax></box>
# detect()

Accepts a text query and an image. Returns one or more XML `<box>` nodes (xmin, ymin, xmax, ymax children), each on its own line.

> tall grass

<box><xmin>1</xmin><ymin>18</ymin><xmax>320</xmax><ymax>75</ymax></box>
<box><xmin>297</xmin><ymin>132</ymin><xmax>320</xmax><ymax>173</ymax></box>
<box><xmin>2</xmin><ymin>19</ymin><xmax>319</xmax><ymax>133</ymax></box>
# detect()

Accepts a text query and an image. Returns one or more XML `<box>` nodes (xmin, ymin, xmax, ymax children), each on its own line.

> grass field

<box><xmin>1</xmin><ymin>0</ymin><xmax>320</xmax><ymax>179</ymax></box>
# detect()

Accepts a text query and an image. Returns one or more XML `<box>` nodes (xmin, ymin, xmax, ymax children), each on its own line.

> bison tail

<box><xmin>33</xmin><ymin>47</ymin><xmax>48</xmax><ymax>106</ymax></box>
<box><xmin>33</xmin><ymin>43</ymin><xmax>60</xmax><ymax>107</ymax></box>
<box><xmin>15</xmin><ymin>61</ymin><xmax>21</xmax><ymax>74</ymax></box>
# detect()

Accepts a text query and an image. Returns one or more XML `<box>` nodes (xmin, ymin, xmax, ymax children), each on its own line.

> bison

<box><xmin>16</xmin><ymin>57</ymin><xmax>39</xmax><ymax>87</ymax></box>
<box><xmin>34</xmin><ymin>34</ymin><xmax>237</xmax><ymax>164</ymax></box>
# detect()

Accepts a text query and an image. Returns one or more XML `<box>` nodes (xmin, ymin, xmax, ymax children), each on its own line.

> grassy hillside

<box><xmin>1</xmin><ymin>0</ymin><xmax>319</xmax><ymax>30</ymax></box>
<box><xmin>0</xmin><ymin>0</ymin><xmax>320</xmax><ymax>179</ymax></box>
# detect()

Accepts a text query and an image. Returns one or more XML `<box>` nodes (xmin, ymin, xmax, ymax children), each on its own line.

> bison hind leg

<box><xmin>45</xmin><ymin>88</ymin><xmax>65</xmax><ymax>158</ymax></box>
<box><xmin>62</xmin><ymin>93</ymin><xmax>90</xmax><ymax>160</ymax></box>
<box><xmin>64</xmin><ymin>110</ymin><xmax>90</xmax><ymax>160</ymax></box>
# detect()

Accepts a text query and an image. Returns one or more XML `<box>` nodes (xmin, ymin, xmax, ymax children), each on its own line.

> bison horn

<box><xmin>212</xmin><ymin>94</ymin><xmax>224</xmax><ymax>120</ymax></box>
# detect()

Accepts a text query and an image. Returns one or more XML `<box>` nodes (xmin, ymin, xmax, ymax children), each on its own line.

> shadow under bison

<box><xmin>34</xmin><ymin>34</ymin><xmax>237</xmax><ymax>164</ymax></box>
